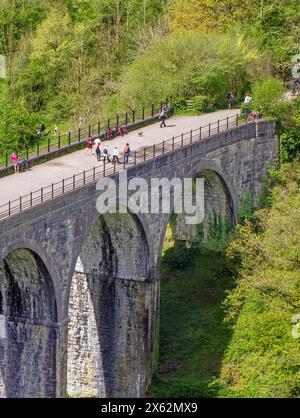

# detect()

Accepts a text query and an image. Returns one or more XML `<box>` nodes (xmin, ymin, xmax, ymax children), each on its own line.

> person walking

<box><xmin>11</xmin><ymin>153</ymin><xmax>20</xmax><ymax>174</ymax></box>
<box><xmin>54</xmin><ymin>125</ymin><xmax>59</xmax><ymax>136</ymax></box>
<box><xmin>227</xmin><ymin>93</ymin><xmax>234</xmax><ymax>109</ymax></box>
<box><xmin>112</xmin><ymin>146</ymin><xmax>120</xmax><ymax>164</ymax></box>
<box><xmin>93</xmin><ymin>137</ymin><xmax>101</xmax><ymax>154</ymax></box>
<box><xmin>102</xmin><ymin>144</ymin><xmax>111</xmax><ymax>163</ymax></box>
<box><xmin>124</xmin><ymin>143</ymin><xmax>130</xmax><ymax>164</ymax></box>
<box><xmin>85</xmin><ymin>136</ymin><xmax>93</xmax><ymax>155</ymax></box>
<box><xmin>159</xmin><ymin>107</ymin><xmax>168</xmax><ymax>128</ymax></box>
<box><xmin>95</xmin><ymin>143</ymin><xmax>102</xmax><ymax>161</ymax></box>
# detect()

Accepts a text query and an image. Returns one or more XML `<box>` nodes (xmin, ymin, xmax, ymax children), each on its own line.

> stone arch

<box><xmin>0</xmin><ymin>247</ymin><xmax>58</xmax><ymax>398</ymax></box>
<box><xmin>67</xmin><ymin>211</ymin><xmax>158</xmax><ymax>398</ymax></box>
<box><xmin>188</xmin><ymin>159</ymin><xmax>237</xmax><ymax>222</ymax></box>
<box><xmin>173</xmin><ymin>169</ymin><xmax>235</xmax><ymax>243</ymax></box>
<box><xmin>155</xmin><ymin>162</ymin><xmax>236</xmax><ymax>271</ymax></box>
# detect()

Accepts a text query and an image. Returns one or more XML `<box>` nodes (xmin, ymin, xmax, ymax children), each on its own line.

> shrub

<box><xmin>251</xmin><ymin>77</ymin><xmax>290</xmax><ymax>120</ymax></box>
<box><xmin>280</xmin><ymin>130</ymin><xmax>300</xmax><ymax>163</ymax></box>
<box><xmin>193</xmin><ymin>95</ymin><xmax>210</xmax><ymax>113</ymax></box>
<box><xmin>172</xmin><ymin>97</ymin><xmax>187</xmax><ymax>111</ymax></box>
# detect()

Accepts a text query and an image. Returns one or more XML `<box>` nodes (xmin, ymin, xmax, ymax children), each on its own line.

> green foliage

<box><xmin>280</xmin><ymin>130</ymin><xmax>300</xmax><ymax>163</ymax></box>
<box><xmin>256</xmin><ymin>165</ymin><xmax>288</xmax><ymax>209</ymax></box>
<box><xmin>104</xmin><ymin>31</ymin><xmax>269</xmax><ymax>114</ymax></box>
<box><xmin>162</xmin><ymin>241</ymin><xmax>197</xmax><ymax>272</ymax></box>
<box><xmin>221</xmin><ymin>163</ymin><xmax>300</xmax><ymax>397</ymax></box>
<box><xmin>0</xmin><ymin>0</ymin><xmax>50</xmax><ymax>54</ymax></box>
<box><xmin>192</xmin><ymin>71</ymin><xmax>228</xmax><ymax>109</ymax></box>
<box><xmin>242</xmin><ymin>0</ymin><xmax>300</xmax><ymax>79</ymax></box>
<box><xmin>172</xmin><ymin>97</ymin><xmax>187</xmax><ymax>111</ymax></box>
<box><xmin>193</xmin><ymin>95</ymin><xmax>210</xmax><ymax>113</ymax></box>
<box><xmin>238</xmin><ymin>191</ymin><xmax>258</xmax><ymax>224</ymax></box>
<box><xmin>0</xmin><ymin>80</ymin><xmax>41</xmax><ymax>154</ymax></box>
<box><xmin>251</xmin><ymin>77</ymin><xmax>290</xmax><ymax>120</ymax></box>
<box><xmin>0</xmin><ymin>0</ymin><xmax>298</xmax><ymax>154</ymax></box>
<box><xmin>0</xmin><ymin>0</ymin><xmax>170</xmax><ymax>137</ymax></box>
<box><xmin>279</xmin><ymin>97</ymin><xmax>300</xmax><ymax>163</ymax></box>
<box><xmin>149</xmin><ymin>246</ymin><xmax>234</xmax><ymax>398</ymax></box>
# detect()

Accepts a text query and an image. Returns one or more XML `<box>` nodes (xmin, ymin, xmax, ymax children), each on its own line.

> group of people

<box><xmin>106</xmin><ymin>125</ymin><xmax>128</xmax><ymax>139</ymax></box>
<box><xmin>85</xmin><ymin>136</ymin><xmax>131</xmax><ymax>165</ymax></box>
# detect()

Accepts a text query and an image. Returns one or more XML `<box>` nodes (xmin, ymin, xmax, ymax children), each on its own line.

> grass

<box><xmin>148</xmin><ymin>243</ymin><xmax>234</xmax><ymax>398</ymax></box>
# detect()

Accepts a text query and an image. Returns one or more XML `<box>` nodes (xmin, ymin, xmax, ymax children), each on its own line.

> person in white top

<box><xmin>244</xmin><ymin>94</ymin><xmax>252</xmax><ymax>105</ymax></box>
<box><xmin>94</xmin><ymin>137</ymin><xmax>101</xmax><ymax>147</ymax></box>
<box><xmin>93</xmin><ymin>137</ymin><xmax>101</xmax><ymax>155</ymax></box>
<box><xmin>112</xmin><ymin>146</ymin><xmax>120</xmax><ymax>164</ymax></box>
<box><xmin>244</xmin><ymin>94</ymin><xmax>252</xmax><ymax>121</ymax></box>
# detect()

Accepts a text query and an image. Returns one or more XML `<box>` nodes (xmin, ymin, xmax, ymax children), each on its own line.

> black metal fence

<box><xmin>0</xmin><ymin>99</ymin><xmax>171</xmax><ymax>173</ymax></box>
<box><xmin>0</xmin><ymin>113</ymin><xmax>249</xmax><ymax>222</ymax></box>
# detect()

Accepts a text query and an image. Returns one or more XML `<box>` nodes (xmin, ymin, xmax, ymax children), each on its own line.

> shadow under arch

<box><xmin>189</xmin><ymin>159</ymin><xmax>238</xmax><ymax>223</ymax></box>
<box><xmin>156</xmin><ymin>162</ymin><xmax>237</xmax><ymax>270</ymax></box>
<box><xmin>0</xmin><ymin>247</ymin><xmax>58</xmax><ymax>398</ymax></box>
<box><xmin>67</xmin><ymin>210</ymin><xmax>157</xmax><ymax>398</ymax></box>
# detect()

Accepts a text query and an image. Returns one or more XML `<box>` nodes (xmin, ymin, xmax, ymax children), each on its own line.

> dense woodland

<box><xmin>0</xmin><ymin>0</ymin><xmax>299</xmax><ymax>155</ymax></box>
<box><xmin>0</xmin><ymin>0</ymin><xmax>300</xmax><ymax>398</ymax></box>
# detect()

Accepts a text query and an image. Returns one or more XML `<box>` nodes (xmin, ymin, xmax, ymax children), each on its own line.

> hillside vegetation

<box><xmin>149</xmin><ymin>162</ymin><xmax>300</xmax><ymax>398</ymax></box>
<box><xmin>0</xmin><ymin>0</ymin><xmax>299</xmax><ymax>155</ymax></box>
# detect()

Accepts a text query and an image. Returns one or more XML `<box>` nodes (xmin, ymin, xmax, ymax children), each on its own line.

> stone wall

<box><xmin>0</xmin><ymin>249</ymin><xmax>57</xmax><ymax>397</ymax></box>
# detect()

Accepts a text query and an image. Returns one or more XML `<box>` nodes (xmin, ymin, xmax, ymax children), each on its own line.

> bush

<box><xmin>162</xmin><ymin>242</ymin><xmax>197</xmax><ymax>271</ymax></box>
<box><xmin>46</xmin><ymin>92</ymin><xmax>72</xmax><ymax>121</ymax></box>
<box><xmin>192</xmin><ymin>70</ymin><xmax>228</xmax><ymax>106</ymax></box>
<box><xmin>103</xmin><ymin>32</ymin><xmax>269</xmax><ymax>113</ymax></box>
<box><xmin>172</xmin><ymin>97</ymin><xmax>187</xmax><ymax>111</ymax></box>
<box><xmin>251</xmin><ymin>77</ymin><xmax>290</xmax><ymax>120</ymax></box>
<box><xmin>193</xmin><ymin>95</ymin><xmax>210</xmax><ymax>113</ymax></box>
<box><xmin>280</xmin><ymin>130</ymin><xmax>300</xmax><ymax>163</ymax></box>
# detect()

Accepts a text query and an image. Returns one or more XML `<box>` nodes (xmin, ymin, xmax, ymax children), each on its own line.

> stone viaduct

<box><xmin>0</xmin><ymin>120</ymin><xmax>278</xmax><ymax>398</ymax></box>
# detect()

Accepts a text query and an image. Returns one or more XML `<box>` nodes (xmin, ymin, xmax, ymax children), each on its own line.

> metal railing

<box><xmin>0</xmin><ymin>113</ymin><xmax>246</xmax><ymax>222</ymax></box>
<box><xmin>0</xmin><ymin>99</ymin><xmax>172</xmax><ymax>172</ymax></box>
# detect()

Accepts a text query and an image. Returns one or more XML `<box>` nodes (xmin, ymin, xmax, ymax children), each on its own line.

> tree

<box><xmin>169</xmin><ymin>0</ymin><xmax>250</xmax><ymax>33</ymax></box>
<box><xmin>251</xmin><ymin>77</ymin><xmax>289</xmax><ymax>119</ymax></box>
